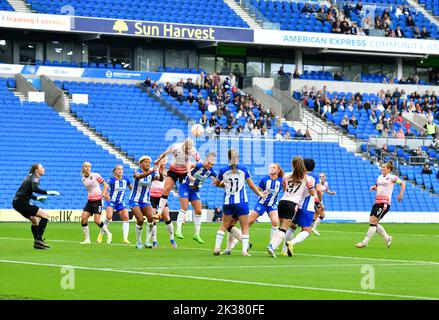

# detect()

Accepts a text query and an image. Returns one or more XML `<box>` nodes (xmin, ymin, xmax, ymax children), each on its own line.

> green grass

<box><xmin>1</xmin><ymin>222</ymin><xmax>438</xmax><ymax>300</ymax></box>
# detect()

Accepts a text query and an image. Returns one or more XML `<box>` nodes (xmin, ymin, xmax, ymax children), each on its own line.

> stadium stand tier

<box><xmin>25</xmin><ymin>0</ymin><xmax>249</xmax><ymax>28</ymax></box>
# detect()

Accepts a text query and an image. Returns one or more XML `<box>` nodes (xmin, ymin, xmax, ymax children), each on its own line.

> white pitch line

<box><xmin>1</xmin><ymin>236</ymin><xmax>439</xmax><ymax>266</ymax></box>
<box><xmin>113</xmin><ymin>262</ymin><xmax>435</xmax><ymax>271</ymax></box>
<box><xmin>0</xmin><ymin>259</ymin><xmax>437</xmax><ymax>300</ymax></box>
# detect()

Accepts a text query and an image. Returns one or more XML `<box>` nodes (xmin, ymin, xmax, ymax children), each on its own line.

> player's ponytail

<box><xmin>228</xmin><ymin>149</ymin><xmax>239</xmax><ymax>173</ymax></box>
<box><xmin>28</xmin><ymin>163</ymin><xmax>40</xmax><ymax>175</ymax></box>
<box><xmin>291</xmin><ymin>157</ymin><xmax>306</xmax><ymax>183</ymax></box>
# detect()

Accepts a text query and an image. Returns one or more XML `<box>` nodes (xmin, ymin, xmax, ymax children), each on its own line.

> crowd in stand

<box><xmin>143</xmin><ymin>72</ymin><xmax>312</xmax><ymax>140</ymax></box>
<box><xmin>300</xmin><ymin>0</ymin><xmax>431</xmax><ymax>39</ymax></box>
<box><xmin>300</xmin><ymin>84</ymin><xmax>439</xmax><ymax>139</ymax></box>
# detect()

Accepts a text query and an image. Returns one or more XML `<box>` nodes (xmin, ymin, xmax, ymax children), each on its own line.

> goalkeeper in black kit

<box><xmin>12</xmin><ymin>163</ymin><xmax>60</xmax><ymax>249</ymax></box>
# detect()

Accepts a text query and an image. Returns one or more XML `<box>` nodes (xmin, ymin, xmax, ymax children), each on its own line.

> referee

<box><xmin>12</xmin><ymin>163</ymin><xmax>60</xmax><ymax>249</ymax></box>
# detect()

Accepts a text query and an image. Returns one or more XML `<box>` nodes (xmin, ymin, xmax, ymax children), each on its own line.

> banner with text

<box><xmin>254</xmin><ymin>29</ymin><xmax>439</xmax><ymax>55</ymax></box>
<box><xmin>73</xmin><ymin>17</ymin><xmax>254</xmax><ymax>43</ymax></box>
<box><xmin>0</xmin><ymin>10</ymin><xmax>70</xmax><ymax>31</ymax></box>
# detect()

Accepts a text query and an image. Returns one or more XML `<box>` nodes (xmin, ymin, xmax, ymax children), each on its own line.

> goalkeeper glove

<box><xmin>36</xmin><ymin>196</ymin><xmax>48</xmax><ymax>203</ymax></box>
<box><xmin>47</xmin><ymin>190</ymin><xmax>60</xmax><ymax>196</ymax></box>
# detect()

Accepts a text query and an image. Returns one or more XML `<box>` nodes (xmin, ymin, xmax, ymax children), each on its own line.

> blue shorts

<box><xmin>223</xmin><ymin>203</ymin><xmax>249</xmax><ymax>217</ymax></box>
<box><xmin>253</xmin><ymin>203</ymin><xmax>278</xmax><ymax>216</ymax></box>
<box><xmin>179</xmin><ymin>184</ymin><xmax>201</xmax><ymax>202</ymax></box>
<box><xmin>129</xmin><ymin>200</ymin><xmax>151</xmax><ymax>210</ymax></box>
<box><xmin>293</xmin><ymin>208</ymin><xmax>314</xmax><ymax>228</ymax></box>
<box><xmin>107</xmin><ymin>201</ymin><xmax>127</xmax><ymax>212</ymax></box>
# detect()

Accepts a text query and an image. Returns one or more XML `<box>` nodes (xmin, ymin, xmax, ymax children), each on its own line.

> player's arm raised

<box><xmin>247</xmin><ymin>178</ymin><xmax>267</xmax><ymax>199</ymax></box>
<box><xmin>134</xmin><ymin>166</ymin><xmax>157</xmax><ymax>180</ymax></box>
<box><xmin>154</xmin><ymin>147</ymin><xmax>173</xmax><ymax>165</ymax></box>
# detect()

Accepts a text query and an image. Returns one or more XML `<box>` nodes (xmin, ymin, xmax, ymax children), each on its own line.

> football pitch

<box><xmin>0</xmin><ymin>222</ymin><xmax>438</xmax><ymax>300</ymax></box>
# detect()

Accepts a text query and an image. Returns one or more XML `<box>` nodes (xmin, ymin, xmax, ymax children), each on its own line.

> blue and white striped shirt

<box><xmin>129</xmin><ymin>169</ymin><xmax>157</xmax><ymax>203</ymax></box>
<box><xmin>218</xmin><ymin>165</ymin><xmax>251</xmax><ymax>205</ymax></box>
<box><xmin>257</xmin><ymin>175</ymin><xmax>283</xmax><ymax>207</ymax></box>
<box><xmin>182</xmin><ymin>162</ymin><xmax>217</xmax><ymax>189</ymax></box>
<box><xmin>108</xmin><ymin>176</ymin><xmax>131</xmax><ymax>204</ymax></box>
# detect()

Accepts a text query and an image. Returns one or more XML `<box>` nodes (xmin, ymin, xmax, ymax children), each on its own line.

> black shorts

<box><xmin>12</xmin><ymin>198</ymin><xmax>39</xmax><ymax>219</ymax></box>
<box><xmin>315</xmin><ymin>202</ymin><xmax>322</xmax><ymax>210</ymax></box>
<box><xmin>150</xmin><ymin>197</ymin><xmax>168</xmax><ymax>209</ymax></box>
<box><xmin>278</xmin><ymin>200</ymin><xmax>299</xmax><ymax>220</ymax></box>
<box><xmin>83</xmin><ymin>200</ymin><xmax>103</xmax><ymax>215</ymax></box>
<box><xmin>167</xmin><ymin>170</ymin><xmax>187</xmax><ymax>183</ymax></box>
<box><xmin>370</xmin><ymin>203</ymin><xmax>391</xmax><ymax>220</ymax></box>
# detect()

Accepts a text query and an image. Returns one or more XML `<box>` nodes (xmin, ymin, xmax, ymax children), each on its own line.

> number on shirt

<box><xmin>286</xmin><ymin>181</ymin><xmax>301</xmax><ymax>194</ymax></box>
<box><xmin>228</xmin><ymin>178</ymin><xmax>239</xmax><ymax>192</ymax></box>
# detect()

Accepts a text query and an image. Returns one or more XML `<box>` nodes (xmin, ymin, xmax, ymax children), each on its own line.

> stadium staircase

<box><xmin>58</xmin><ymin>112</ymin><xmax>137</xmax><ymax>170</ymax></box>
<box><xmin>6</xmin><ymin>0</ymin><xmax>32</xmax><ymax>12</ymax></box>
<box><xmin>290</xmin><ymin>105</ymin><xmax>359</xmax><ymax>153</ymax></box>
<box><xmin>0</xmin><ymin>77</ymin><xmax>129</xmax><ymax>209</ymax></box>
<box><xmin>224</xmin><ymin>0</ymin><xmax>262</xmax><ymax>29</ymax></box>
<box><xmin>411</xmin><ymin>0</ymin><xmax>439</xmax><ymax>27</ymax></box>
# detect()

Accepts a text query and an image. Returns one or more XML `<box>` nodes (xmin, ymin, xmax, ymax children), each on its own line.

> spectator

<box><xmin>349</xmin><ymin>115</ymin><xmax>358</xmax><ymax>129</ymax></box>
<box><xmin>402</xmin><ymin>5</ymin><xmax>410</xmax><ymax>16</ymax></box>
<box><xmin>376</xmin><ymin>120</ymin><xmax>384</xmax><ymax>134</ymax></box>
<box><xmin>406</xmin><ymin>15</ymin><xmax>415</xmax><ymax>28</ymax></box>
<box><xmin>332</xmin><ymin>20</ymin><xmax>342</xmax><ymax>33</ymax></box>
<box><xmin>355</xmin><ymin>0</ymin><xmax>363</xmax><ymax>14</ymax></box>
<box><xmin>395</xmin><ymin>5</ymin><xmax>403</xmax><ymax>18</ymax></box>
<box><xmin>232</xmin><ymin>64</ymin><xmax>241</xmax><ymax>76</ymax></box>
<box><xmin>184</xmin><ymin>78</ymin><xmax>195</xmax><ymax>91</ymax></box>
<box><xmin>316</xmin><ymin>8</ymin><xmax>326</xmax><ymax>23</ymax></box>
<box><xmin>431</xmin><ymin>138</ymin><xmax>439</xmax><ymax>150</ymax></box>
<box><xmin>301</xmin><ymin>3</ymin><xmax>311</xmax><ymax>14</ymax></box>
<box><xmin>362</xmin><ymin>16</ymin><xmax>371</xmax><ymax>35</ymax></box>
<box><xmin>214</xmin><ymin>125</ymin><xmax>222</xmax><ymax>138</ymax></box>
<box><xmin>278</xmin><ymin>66</ymin><xmax>285</xmax><ymax>76</ymax></box>
<box><xmin>187</xmin><ymin>91</ymin><xmax>195</xmax><ymax>105</ymax></box>
<box><xmin>177</xmin><ymin>91</ymin><xmax>186</xmax><ymax>104</ymax></box>
<box><xmin>275</xmin><ymin>129</ymin><xmax>283</xmax><ymax>141</ymax></box>
<box><xmin>421</xmin><ymin>26</ymin><xmax>431</xmax><ymax>39</ymax></box>
<box><xmin>422</xmin><ymin>164</ymin><xmax>432</xmax><ymax>175</ymax></box>
<box><xmin>424</xmin><ymin>120</ymin><xmax>436</xmax><ymax>137</ymax></box>
<box><xmin>382</xmin><ymin>128</ymin><xmax>389</xmax><ymax>137</ymax></box>
<box><xmin>341</xmin><ymin>115</ymin><xmax>349</xmax><ymax>131</ymax></box>
<box><xmin>405</xmin><ymin>128</ymin><xmax>414</xmax><ymax>137</ymax></box>
<box><xmin>350</xmin><ymin>22</ymin><xmax>358</xmax><ymax>35</ymax></box>
<box><xmin>395</xmin><ymin>26</ymin><xmax>405</xmax><ymax>38</ymax></box>
<box><xmin>343</xmin><ymin>0</ymin><xmax>352</xmax><ymax>19</ymax></box>
<box><xmin>294</xmin><ymin>129</ymin><xmax>304</xmax><ymax>139</ymax></box>
<box><xmin>143</xmin><ymin>77</ymin><xmax>152</xmax><ymax>87</ymax></box>
<box><xmin>199</xmin><ymin>114</ymin><xmax>208</xmax><ymax>127</ymax></box>
<box><xmin>293</xmin><ymin>68</ymin><xmax>300</xmax><ymax>79</ymax></box>
<box><xmin>414</xmin><ymin>27</ymin><xmax>422</xmax><ymax>39</ymax></box>
<box><xmin>212</xmin><ymin>207</ymin><xmax>223</xmax><ymax>222</ymax></box>
<box><xmin>396</xmin><ymin>128</ymin><xmax>405</xmax><ymax>139</ymax></box>
<box><xmin>341</xmin><ymin>18</ymin><xmax>350</xmax><ymax>34</ymax></box>
<box><xmin>369</xmin><ymin>111</ymin><xmax>378</xmax><ymax>124</ymax></box>
<box><xmin>304</xmin><ymin>129</ymin><xmax>312</xmax><ymax>140</ymax></box>
<box><xmin>334</xmin><ymin>71</ymin><xmax>343</xmax><ymax>81</ymax></box>
<box><xmin>209</xmin><ymin>115</ymin><xmax>218</xmax><ymax>127</ymax></box>
<box><xmin>284</xmin><ymin>130</ymin><xmax>292</xmax><ymax>140</ymax></box>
